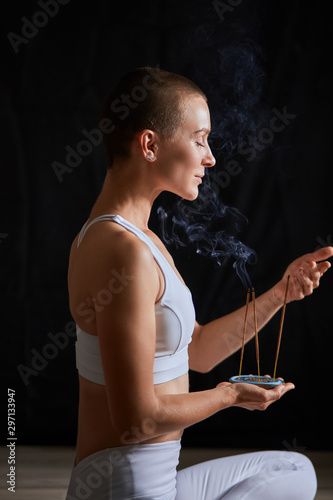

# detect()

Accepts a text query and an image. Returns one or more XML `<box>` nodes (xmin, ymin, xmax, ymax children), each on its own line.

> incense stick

<box><xmin>273</xmin><ymin>275</ymin><xmax>290</xmax><ymax>380</ymax></box>
<box><xmin>238</xmin><ymin>288</ymin><xmax>251</xmax><ymax>378</ymax></box>
<box><xmin>251</xmin><ymin>288</ymin><xmax>260</xmax><ymax>379</ymax></box>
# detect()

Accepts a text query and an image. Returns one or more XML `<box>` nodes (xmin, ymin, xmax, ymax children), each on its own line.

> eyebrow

<box><xmin>193</xmin><ymin>128</ymin><xmax>211</xmax><ymax>135</ymax></box>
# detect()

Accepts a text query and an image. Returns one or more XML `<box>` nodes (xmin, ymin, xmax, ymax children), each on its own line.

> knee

<box><xmin>285</xmin><ymin>452</ymin><xmax>317</xmax><ymax>499</ymax></box>
<box><xmin>287</xmin><ymin>451</ymin><xmax>316</xmax><ymax>473</ymax></box>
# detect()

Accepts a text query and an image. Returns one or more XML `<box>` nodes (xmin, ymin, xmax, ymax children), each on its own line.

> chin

<box><xmin>167</xmin><ymin>182</ymin><xmax>199</xmax><ymax>201</ymax></box>
<box><xmin>177</xmin><ymin>185</ymin><xmax>200</xmax><ymax>201</ymax></box>
<box><xmin>185</xmin><ymin>191</ymin><xmax>199</xmax><ymax>201</ymax></box>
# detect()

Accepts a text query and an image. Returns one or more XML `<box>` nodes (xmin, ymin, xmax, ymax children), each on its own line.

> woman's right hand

<box><xmin>216</xmin><ymin>380</ymin><xmax>295</xmax><ymax>411</ymax></box>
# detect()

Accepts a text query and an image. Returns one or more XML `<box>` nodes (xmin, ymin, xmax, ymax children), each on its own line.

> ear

<box><xmin>138</xmin><ymin>130</ymin><xmax>159</xmax><ymax>161</ymax></box>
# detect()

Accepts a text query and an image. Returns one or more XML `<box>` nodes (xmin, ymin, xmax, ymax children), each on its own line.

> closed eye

<box><xmin>196</xmin><ymin>141</ymin><xmax>205</xmax><ymax>147</ymax></box>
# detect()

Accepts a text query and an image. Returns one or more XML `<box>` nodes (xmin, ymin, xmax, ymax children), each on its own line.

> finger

<box><xmin>301</xmin><ymin>261</ymin><xmax>321</xmax><ymax>288</ymax></box>
<box><xmin>306</xmin><ymin>257</ymin><xmax>331</xmax><ymax>274</ymax></box>
<box><xmin>216</xmin><ymin>382</ymin><xmax>231</xmax><ymax>388</ymax></box>
<box><xmin>302</xmin><ymin>260</ymin><xmax>331</xmax><ymax>288</ymax></box>
<box><xmin>299</xmin><ymin>260</ymin><xmax>330</xmax><ymax>289</ymax></box>
<box><xmin>316</xmin><ymin>261</ymin><xmax>331</xmax><ymax>276</ymax></box>
<box><xmin>309</xmin><ymin>246</ymin><xmax>333</xmax><ymax>263</ymax></box>
<box><xmin>263</xmin><ymin>385</ymin><xmax>285</xmax><ymax>403</ymax></box>
<box><xmin>270</xmin><ymin>382</ymin><xmax>294</xmax><ymax>398</ymax></box>
<box><xmin>257</xmin><ymin>382</ymin><xmax>295</xmax><ymax>410</ymax></box>
<box><xmin>297</xmin><ymin>268</ymin><xmax>314</xmax><ymax>295</ymax></box>
<box><xmin>282</xmin><ymin>382</ymin><xmax>295</xmax><ymax>393</ymax></box>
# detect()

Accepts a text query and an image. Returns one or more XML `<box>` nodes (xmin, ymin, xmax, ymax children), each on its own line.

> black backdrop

<box><xmin>2</xmin><ymin>0</ymin><xmax>333</xmax><ymax>451</ymax></box>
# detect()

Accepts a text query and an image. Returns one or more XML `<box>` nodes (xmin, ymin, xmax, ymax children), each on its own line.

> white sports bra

<box><xmin>75</xmin><ymin>214</ymin><xmax>196</xmax><ymax>385</ymax></box>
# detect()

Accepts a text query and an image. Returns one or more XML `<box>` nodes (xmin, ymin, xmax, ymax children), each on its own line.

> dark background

<box><xmin>1</xmin><ymin>0</ymin><xmax>332</xmax><ymax>451</ymax></box>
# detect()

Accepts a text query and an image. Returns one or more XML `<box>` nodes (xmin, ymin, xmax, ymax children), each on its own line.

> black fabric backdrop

<box><xmin>1</xmin><ymin>0</ymin><xmax>333</xmax><ymax>450</ymax></box>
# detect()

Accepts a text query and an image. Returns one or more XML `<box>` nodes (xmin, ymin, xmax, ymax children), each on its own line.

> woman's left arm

<box><xmin>188</xmin><ymin>246</ymin><xmax>333</xmax><ymax>373</ymax></box>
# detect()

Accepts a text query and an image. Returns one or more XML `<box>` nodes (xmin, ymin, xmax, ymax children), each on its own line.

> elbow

<box><xmin>190</xmin><ymin>364</ymin><xmax>214</xmax><ymax>374</ymax></box>
<box><xmin>189</xmin><ymin>358</ymin><xmax>215</xmax><ymax>374</ymax></box>
<box><xmin>188</xmin><ymin>325</ymin><xmax>215</xmax><ymax>374</ymax></box>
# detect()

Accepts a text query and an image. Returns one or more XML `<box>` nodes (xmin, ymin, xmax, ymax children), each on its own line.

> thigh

<box><xmin>175</xmin><ymin>450</ymin><xmax>317</xmax><ymax>500</ymax></box>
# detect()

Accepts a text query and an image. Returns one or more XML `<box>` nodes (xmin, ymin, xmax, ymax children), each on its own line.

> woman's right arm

<box><xmin>89</xmin><ymin>228</ymin><xmax>294</xmax><ymax>445</ymax></box>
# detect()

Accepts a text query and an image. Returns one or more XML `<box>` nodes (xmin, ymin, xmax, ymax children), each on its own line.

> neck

<box><xmin>89</xmin><ymin>162</ymin><xmax>162</xmax><ymax>230</ymax></box>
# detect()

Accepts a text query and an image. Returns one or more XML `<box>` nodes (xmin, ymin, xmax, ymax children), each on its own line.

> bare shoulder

<box><xmin>68</xmin><ymin>221</ymin><xmax>160</xmax><ymax>325</ymax></box>
<box><xmin>71</xmin><ymin>220</ymin><xmax>155</xmax><ymax>273</ymax></box>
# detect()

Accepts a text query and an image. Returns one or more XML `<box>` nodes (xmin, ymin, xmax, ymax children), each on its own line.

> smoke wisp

<box><xmin>157</xmin><ymin>175</ymin><xmax>257</xmax><ymax>289</ymax></box>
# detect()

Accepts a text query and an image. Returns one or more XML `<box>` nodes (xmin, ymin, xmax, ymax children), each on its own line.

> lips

<box><xmin>194</xmin><ymin>174</ymin><xmax>204</xmax><ymax>183</ymax></box>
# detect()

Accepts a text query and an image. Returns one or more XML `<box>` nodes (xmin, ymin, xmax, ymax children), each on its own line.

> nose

<box><xmin>203</xmin><ymin>144</ymin><xmax>216</xmax><ymax>168</ymax></box>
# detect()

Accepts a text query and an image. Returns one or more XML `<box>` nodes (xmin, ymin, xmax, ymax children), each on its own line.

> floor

<box><xmin>0</xmin><ymin>446</ymin><xmax>332</xmax><ymax>499</ymax></box>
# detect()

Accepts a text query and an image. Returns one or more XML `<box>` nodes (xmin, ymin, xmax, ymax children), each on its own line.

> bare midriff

<box><xmin>74</xmin><ymin>372</ymin><xmax>188</xmax><ymax>466</ymax></box>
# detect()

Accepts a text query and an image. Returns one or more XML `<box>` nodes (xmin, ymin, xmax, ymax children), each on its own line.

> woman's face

<box><xmin>157</xmin><ymin>95</ymin><xmax>216</xmax><ymax>200</ymax></box>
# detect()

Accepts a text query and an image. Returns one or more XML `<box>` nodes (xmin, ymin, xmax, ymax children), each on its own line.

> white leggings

<box><xmin>65</xmin><ymin>440</ymin><xmax>317</xmax><ymax>499</ymax></box>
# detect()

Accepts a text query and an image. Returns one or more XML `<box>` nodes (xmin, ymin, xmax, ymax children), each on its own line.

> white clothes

<box><xmin>75</xmin><ymin>214</ymin><xmax>196</xmax><ymax>385</ymax></box>
<box><xmin>65</xmin><ymin>440</ymin><xmax>317</xmax><ymax>499</ymax></box>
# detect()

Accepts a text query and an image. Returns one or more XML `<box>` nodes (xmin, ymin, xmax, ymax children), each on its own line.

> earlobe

<box><xmin>146</xmin><ymin>153</ymin><xmax>156</xmax><ymax>162</ymax></box>
<box><xmin>140</xmin><ymin>130</ymin><xmax>159</xmax><ymax>162</ymax></box>
<box><xmin>146</xmin><ymin>145</ymin><xmax>158</xmax><ymax>162</ymax></box>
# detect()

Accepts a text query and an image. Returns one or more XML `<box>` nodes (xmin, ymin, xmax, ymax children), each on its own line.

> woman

<box><xmin>66</xmin><ymin>67</ymin><xmax>331</xmax><ymax>499</ymax></box>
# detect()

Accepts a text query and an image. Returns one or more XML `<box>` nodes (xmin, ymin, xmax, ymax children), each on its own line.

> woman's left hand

<box><xmin>273</xmin><ymin>246</ymin><xmax>333</xmax><ymax>303</ymax></box>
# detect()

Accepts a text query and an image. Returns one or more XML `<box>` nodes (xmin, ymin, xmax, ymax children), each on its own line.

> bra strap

<box><xmin>77</xmin><ymin>215</ymin><xmax>116</xmax><ymax>247</ymax></box>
